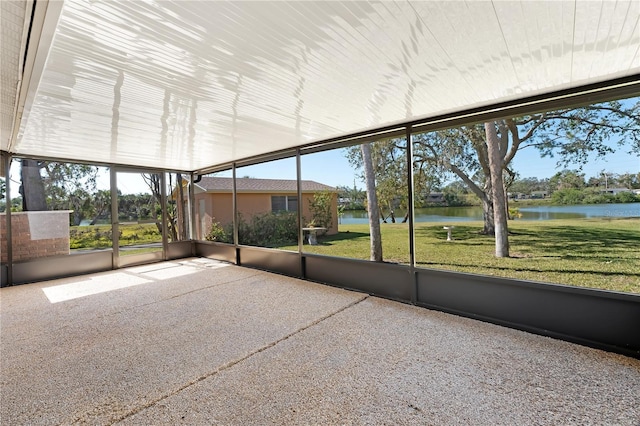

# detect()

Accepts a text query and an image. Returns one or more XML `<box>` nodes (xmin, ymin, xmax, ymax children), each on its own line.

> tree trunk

<box><xmin>361</xmin><ymin>143</ymin><xmax>383</xmax><ymax>262</ymax></box>
<box><xmin>481</xmin><ymin>193</ymin><xmax>495</xmax><ymax>235</ymax></box>
<box><xmin>20</xmin><ymin>159</ymin><xmax>47</xmax><ymax>211</ymax></box>
<box><xmin>485</xmin><ymin>122</ymin><xmax>509</xmax><ymax>257</ymax></box>
<box><xmin>448</xmin><ymin>163</ymin><xmax>495</xmax><ymax>234</ymax></box>
<box><xmin>71</xmin><ymin>204</ymin><xmax>83</xmax><ymax>226</ymax></box>
<box><xmin>90</xmin><ymin>202</ymin><xmax>105</xmax><ymax>225</ymax></box>
<box><xmin>505</xmin><ymin>189</ymin><xmax>511</xmax><ymax>220</ymax></box>
<box><xmin>90</xmin><ymin>194</ymin><xmax>108</xmax><ymax>225</ymax></box>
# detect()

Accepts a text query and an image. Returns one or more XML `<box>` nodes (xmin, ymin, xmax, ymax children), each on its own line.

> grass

<box><xmin>119</xmin><ymin>247</ymin><xmax>163</xmax><ymax>256</ymax></box>
<box><xmin>70</xmin><ymin>223</ymin><xmax>161</xmax><ymax>250</ymax></box>
<box><xmin>281</xmin><ymin>218</ymin><xmax>640</xmax><ymax>294</ymax></box>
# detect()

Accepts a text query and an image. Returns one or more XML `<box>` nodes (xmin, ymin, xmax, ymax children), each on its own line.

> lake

<box><xmin>339</xmin><ymin>202</ymin><xmax>640</xmax><ymax>224</ymax></box>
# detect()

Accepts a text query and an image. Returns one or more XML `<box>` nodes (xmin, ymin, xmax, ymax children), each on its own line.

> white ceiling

<box><xmin>2</xmin><ymin>0</ymin><xmax>639</xmax><ymax>171</ymax></box>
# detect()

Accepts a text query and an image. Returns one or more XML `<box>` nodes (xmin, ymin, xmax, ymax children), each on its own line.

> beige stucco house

<box><xmin>194</xmin><ymin>177</ymin><xmax>338</xmax><ymax>239</ymax></box>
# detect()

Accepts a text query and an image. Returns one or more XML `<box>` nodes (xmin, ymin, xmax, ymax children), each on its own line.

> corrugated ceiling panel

<box><xmin>493</xmin><ymin>1</ymin><xmax>575</xmax><ymax>92</ymax></box>
<box><xmin>9</xmin><ymin>0</ymin><xmax>640</xmax><ymax>171</ymax></box>
<box><xmin>0</xmin><ymin>0</ymin><xmax>27</xmax><ymax>151</ymax></box>
<box><xmin>571</xmin><ymin>0</ymin><xmax>640</xmax><ymax>81</ymax></box>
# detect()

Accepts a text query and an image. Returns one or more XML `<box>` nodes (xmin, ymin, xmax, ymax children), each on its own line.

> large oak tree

<box><xmin>348</xmin><ymin>98</ymin><xmax>639</xmax><ymax>260</ymax></box>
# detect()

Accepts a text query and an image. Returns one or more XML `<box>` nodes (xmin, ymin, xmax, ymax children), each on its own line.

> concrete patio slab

<box><xmin>1</xmin><ymin>258</ymin><xmax>639</xmax><ymax>425</ymax></box>
<box><xmin>123</xmin><ymin>296</ymin><xmax>640</xmax><ymax>425</ymax></box>
<box><xmin>1</xmin><ymin>258</ymin><xmax>364</xmax><ymax>425</ymax></box>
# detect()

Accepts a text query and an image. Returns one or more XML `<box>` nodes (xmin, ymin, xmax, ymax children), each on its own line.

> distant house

<box><xmin>601</xmin><ymin>188</ymin><xmax>632</xmax><ymax>195</ymax></box>
<box><xmin>416</xmin><ymin>191</ymin><xmax>445</xmax><ymax>205</ymax></box>
<box><xmin>425</xmin><ymin>192</ymin><xmax>445</xmax><ymax>204</ymax></box>
<box><xmin>194</xmin><ymin>177</ymin><xmax>338</xmax><ymax>238</ymax></box>
<box><xmin>530</xmin><ymin>191</ymin><xmax>548</xmax><ymax>199</ymax></box>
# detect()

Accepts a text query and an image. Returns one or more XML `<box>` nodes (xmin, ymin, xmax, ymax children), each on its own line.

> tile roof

<box><xmin>196</xmin><ymin>177</ymin><xmax>335</xmax><ymax>193</ymax></box>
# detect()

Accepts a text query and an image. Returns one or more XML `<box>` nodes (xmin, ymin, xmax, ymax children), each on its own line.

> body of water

<box><xmin>339</xmin><ymin>203</ymin><xmax>640</xmax><ymax>224</ymax></box>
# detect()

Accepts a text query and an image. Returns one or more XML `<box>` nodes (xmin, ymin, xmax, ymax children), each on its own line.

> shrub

<box><xmin>69</xmin><ymin>225</ymin><xmax>113</xmax><ymax>249</ymax></box>
<box><xmin>615</xmin><ymin>191</ymin><xmax>639</xmax><ymax>203</ymax></box>
<box><xmin>443</xmin><ymin>190</ymin><xmax>469</xmax><ymax>207</ymax></box>
<box><xmin>508</xmin><ymin>207</ymin><xmax>522</xmax><ymax>219</ymax></box>
<box><xmin>238</xmin><ymin>211</ymin><xmax>298</xmax><ymax>247</ymax></box>
<box><xmin>551</xmin><ymin>188</ymin><xmax>585</xmax><ymax>205</ymax></box>
<box><xmin>308</xmin><ymin>191</ymin><xmax>333</xmax><ymax>228</ymax></box>
<box><xmin>205</xmin><ymin>220</ymin><xmax>231</xmax><ymax>242</ymax></box>
<box><xmin>583</xmin><ymin>192</ymin><xmax>615</xmax><ymax>204</ymax></box>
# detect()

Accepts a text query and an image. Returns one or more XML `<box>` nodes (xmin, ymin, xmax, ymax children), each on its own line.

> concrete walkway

<box><xmin>1</xmin><ymin>258</ymin><xmax>639</xmax><ymax>425</ymax></box>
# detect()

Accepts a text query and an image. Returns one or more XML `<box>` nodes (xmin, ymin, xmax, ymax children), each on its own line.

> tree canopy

<box><xmin>18</xmin><ymin>160</ymin><xmax>101</xmax><ymax>225</ymax></box>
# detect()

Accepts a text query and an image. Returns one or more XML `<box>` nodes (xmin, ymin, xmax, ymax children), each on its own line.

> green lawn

<box><xmin>118</xmin><ymin>247</ymin><xmax>163</xmax><ymax>256</ymax></box>
<box><xmin>70</xmin><ymin>223</ymin><xmax>162</xmax><ymax>249</ymax></box>
<box><xmin>285</xmin><ymin>218</ymin><xmax>640</xmax><ymax>294</ymax></box>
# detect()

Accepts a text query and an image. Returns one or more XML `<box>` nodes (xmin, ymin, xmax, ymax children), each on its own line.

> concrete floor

<box><xmin>1</xmin><ymin>258</ymin><xmax>639</xmax><ymax>425</ymax></box>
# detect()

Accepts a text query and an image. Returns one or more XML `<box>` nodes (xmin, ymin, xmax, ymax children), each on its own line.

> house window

<box><xmin>272</xmin><ymin>196</ymin><xmax>297</xmax><ymax>212</ymax></box>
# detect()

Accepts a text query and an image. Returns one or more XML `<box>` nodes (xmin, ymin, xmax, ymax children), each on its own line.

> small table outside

<box><xmin>443</xmin><ymin>226</ymin><xmax>455</xmax><ymax>241</ymax></box>
<box><xmin>302</xmin><ymin>227</ymin><xmax>327</xmax><ymax>245</ymax></box>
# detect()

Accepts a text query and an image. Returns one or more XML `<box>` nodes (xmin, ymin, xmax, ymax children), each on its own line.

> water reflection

<box><xmin>519</xmin><ymin>203</ymin><xmax>640</xmax><ymax>219</ymax></box>
<box><xmin>340</xmin><ymin>203</ymin><xmax>640</xmax><ymax>224</ymax></box>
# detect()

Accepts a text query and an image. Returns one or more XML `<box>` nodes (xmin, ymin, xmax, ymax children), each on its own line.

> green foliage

<box><xmin>23</xmin><ymin>161</ymin><xmax>100</xmax><ymax>218</ymax></box>
<box><xmin>117</xmin><ymin>193</ymin><xmax>157</xmax><ymax>221</ymax></box>
<box><xmin>308</xmin><ymin>191</ymin><xmax>333</xmax><ymax>228</ymax></box>
<box><xmin>615</xmin><ymin>191</ymin><xmax>639</xmax><ymax>203</ymax></box>
<box><xmin>582</xmin><ymin>193</ymin><xmax>614</xmax><ymax>204</ymax></box>
<box><xmin>205</xmin><ymin>220</ymin><xmax>232</xmax><ymax>243</ymax></box>
<box><xmin>119</xmin><ymin>224</ymin><xmax>161</xmax><ymax>246</ymax></box>
<box><xmin>509</xmin><ymin>177</ymin><xmax>550</xmax><ymax>194</ymax></box>
<box><xmin>346</xmin><ymin>139</ymin><xmax>420</xmax><ymax>219</ymax></box>
<box><xmin>442</xmin><ymin>188</ymin><xmax>470</xmax><ymax>207</ymax></box>
<box><xmin>551</xmin><ymin>188</ymin><xmax>586</xmax><ymax>205</ymax></box>
<box><xmin>69</xmin><ymin>225</ymin><xmax>113</xmax><ymax>249</ymax></box>
<box><xmin>552</xmin><ymin>187</ymin><xmax>639</xmax><ymax>205</ymax></box>
<box><xmin>69</xmin><ymin>223</ymin><xmax>161</xmax><ymax>250</ymax></box>
<box><xmin>336</xmin><ymin>184</ymin><xmax>365</xmax><ymax>210</ymax></box>
<box><xmin>10</xmin><ymin>197</ymin><xmax>22</xmax><ymax>212</ymax></box>
<box><xmin>237</xmin><ymin>211</ymin><xmax>298</xmax><ymax>247</ymax></box>
<box><xmin>549</xmin><ymin>170</ymin><xmax>585</xmax><ymax>191</ymax></box>
<box><xmin>88</xmin><ymin>190</ymin><xmax>111</xmax><ymax>225</ymax></box>
<box><xmin>508</xmin><ymin>207</ymin><xmax>522</xmax><ymax>219</ymax></box>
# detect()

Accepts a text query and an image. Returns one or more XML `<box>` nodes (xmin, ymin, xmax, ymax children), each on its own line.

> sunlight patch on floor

<box><xmin>126</xmin><ymin>262</ymin><xmax>182</xmax><ymax>274</ymax></box>
<box><xmin>137</xmin><ymin>265</ymin><xmax>203</xmax><ymax>280</ymax></box>
<box><xmin>41</xmin><ymin>259</ymin><xmax>230</xmax><ymax>303</ymax></box>
<box><xmin>42</xmin><ymin>273</ymin><xmax>152</xmax><ymax>303</ymax></box>
<box><xmin>178</xmin><ymin>258</ymin><xmax>231</xmax><ymax>269</ymax></box>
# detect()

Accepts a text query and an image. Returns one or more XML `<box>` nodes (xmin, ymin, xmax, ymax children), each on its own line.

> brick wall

<box><xmin>0</xmin><ymin>211</ymin><xmax>71</xmax><ymax>263</ymax></box>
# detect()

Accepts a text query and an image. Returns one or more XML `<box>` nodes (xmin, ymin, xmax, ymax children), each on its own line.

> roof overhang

<box><xmin>2</xmin><ymin>0</ymin><xmax>639</xmax><ymax>172</ymax></box>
